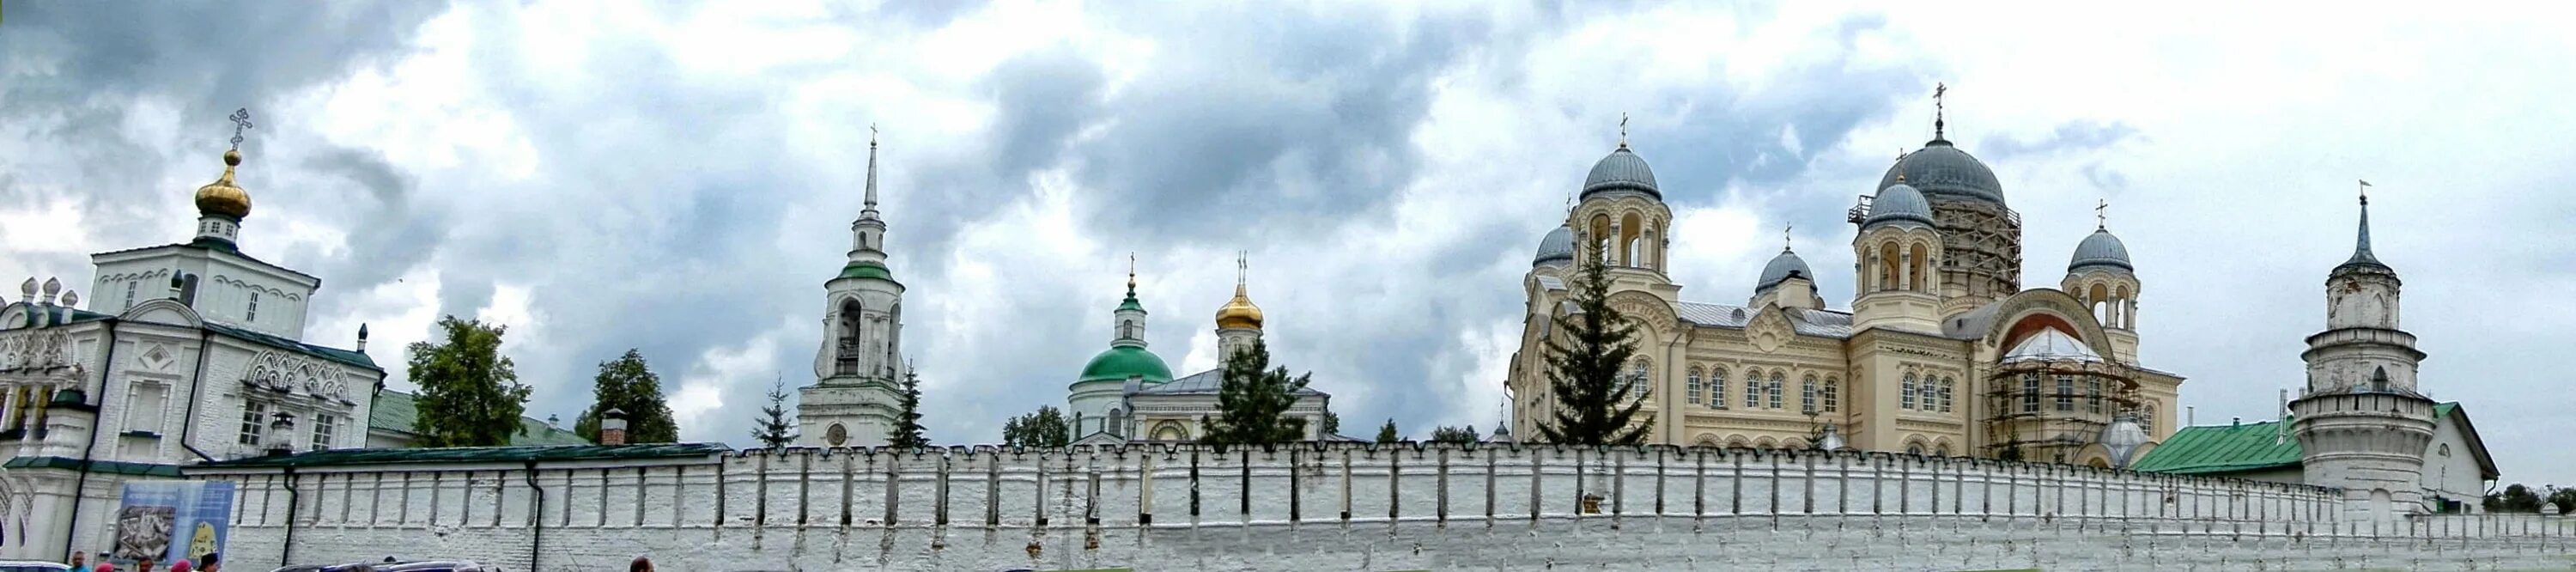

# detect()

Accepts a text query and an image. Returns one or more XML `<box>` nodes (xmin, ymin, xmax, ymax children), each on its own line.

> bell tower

<box><xmin>800</xmin><ymin>126</ymin><xmax>908</xmax><ymax>447</ymax></box>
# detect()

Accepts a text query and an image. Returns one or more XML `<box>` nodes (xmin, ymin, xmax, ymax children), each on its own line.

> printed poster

<box><xmin>112</xmin><ymin>481</ymin><xmax>233</xmax><ymax>564</ymax></box>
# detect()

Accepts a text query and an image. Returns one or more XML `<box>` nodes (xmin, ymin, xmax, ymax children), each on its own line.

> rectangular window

<box><xmin>246</xmin><ymin>291</ymin><xmax>261</xmax><ymax>322</ymax></box>
<box><xmin>1822</xmin><ymin>382</ymin><xmax>1838</xmax><ymax>412</ymax></box>
<box><xmin>1746</xmin><ymin>375</ymin><xmax>1762</xmax><ymax>410</ymax></box>
<box><xmin>2087</xmin><ymin>380</ymin><xmax>2103</xmax><ymax>414</ymax></box>
<box><xmin>1767</xmin><ymin>380</ymin><xmax>1783</xmax><ymax>410</ymax></box>
<box><xmin>1711</xmin><ymin>374</ymin><xmax>1727</xmax><ymax>409</ymax></box>
<box><xmin>2020</xmin><ymin>374</ymin><xmax>2041</xmax><ymax>414</ymax></box>
<box><xmin>312</xmin><ymin>414</ymin><xmax>337</xmax><ymax>451</ymax></box>
<box><xmin>239</xmin><ymin>401</ymin><xmax>267</xmax><ymax>447</ymax></box>
<box><xmin>1901</xmin><ymin>377</ymin><xmax>1917</xmax><ymax>410</ymax></box>
<box><xmin>1686</xmin><ymin>373</ymin><xmax>1702</xmax><ymax>405</ymax></box>
<box><xmin>1939</xmin><ymin>380</ymin><xmax>1954</xmax><ymax>413</ymax></box>
<box><xmin>1800</xmin><ymin>382</ymin><xmax>1816</xmax><ymax>414</ymax></box>
<box><xmin>124</xmin><ymin>281</ymin><xmax>138</xmax><ymax>310</ymax></box>
<box><xmin>2055</xmin><ymin>375</ymin><xmax>2075</xmax><ymax>412</ymax></box>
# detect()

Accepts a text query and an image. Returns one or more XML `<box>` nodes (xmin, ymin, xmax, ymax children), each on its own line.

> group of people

<box><xmin>65</xmin><ymin>551</ymin><xmax>221</xmax><ymax>572</ymax></box>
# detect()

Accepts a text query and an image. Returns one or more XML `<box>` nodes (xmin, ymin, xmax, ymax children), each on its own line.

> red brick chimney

<box><xmin>601</xmin><ymin>408</ymin><xmax>629</xmax><ymax>446</ymax></box>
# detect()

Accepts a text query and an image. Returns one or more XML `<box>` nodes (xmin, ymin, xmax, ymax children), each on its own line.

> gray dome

<box><xmin>1534</xmin><ymin>225</ymin><xmax>1576</xmax><ymax>266</ymax></box>
<box><xmin>2068</xmin><ymin>228</ymin><xmax>2133</xmax><ymax>272</ymax></box>
<box><xmin>1755</xmin><ymin>248</ymin><xmax>1814</xmax><ymax>291</ymax></box>
<box><xmin>1878</xmin><ymin>140</ymin><xmax>2003</xmax><ymax>205</ymax></box>
<box><xmin>1862</xmin><ymin>184</ymin><xmax>1935</xmax><ymax>228</ymax></box>
<box><xmin>1582</xmin><ymin>147</ymin><xmax>1660</xmax><ymax>198</ymax></box>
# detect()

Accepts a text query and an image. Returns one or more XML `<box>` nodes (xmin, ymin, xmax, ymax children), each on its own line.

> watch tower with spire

<box><xmin>801</xmin><ymin>126</ymin><xmax>908</xmax><ymax>447</ymax></box>
<box><xmin>2289</xmin><ymin>182</ymin><xmax>2436</xmax><ymax>521</ymax></box>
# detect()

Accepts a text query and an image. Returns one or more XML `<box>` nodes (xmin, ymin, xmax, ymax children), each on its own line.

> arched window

<box><xmin>1767</xmin><ymin>372</ymin><xmax>1785</xmax><ymax>410</ymax></box>
<box><xmin>1902</xmin><ymin>373</ymin><xmax>1918</xmax><ymax>410</ymax></box>
<box><xmin>1745</xmin><ymin>368</ymin><xmax>1763</xmax><ymax>409</ymax></box>
<box><xmin>1624</xmin><ymin>359</ymin><xmax>1652</xmax><ymax>399</ymax></box>
<box><xmin>1686</xmin><ymin>368</ymin><xmax>1703</xmax><ymax>406</ymax></box>
<box><xmin>2142</xmin><ymin>404</ymin><xmax>2158</xmax><ymax>434</ymax></box>
<box><xmin>1799</xmin><ymin>375</ymin><xmax>1817</xmax><ymax>414</ymax></box>
<box><xmin>1821</xmin><ymin>376</ymin><xmax>1839</xmax><ymax>412</ymax></box>
<box><xmin>1939</xmin><ymin>377</ymin><xmax>1955</xmax><ymax>413</ymax></box>
<box><xmin>1906</xmin><ymin>444</ymin><xmax>1925</xmax><ymax>456</ymax></box>
<box><xmin>1710</xmin><ymin>368</ymin><xmax>1728</xmax><ymax>409</ymax></box>
<box><xmin>1109</xmin><ymin>408</ymin><xmax>1128</xmax><ymax>438</ymax></box>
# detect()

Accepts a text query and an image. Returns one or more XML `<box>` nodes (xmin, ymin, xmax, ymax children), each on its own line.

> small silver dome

<box><xmin>1755</xmin><ymin>248</ymin><xmax>1814</xmax><ymax>291</ymax></box>
<box><xmin>1863</xmin><ymin>184</ymin><xmax>1935</xmax><ymax>228</ymax></box>
<box><xmin>2069</xmin><ymin>228</ymin><xmax>2133</xmax><ymax>272</ymax></box>
<box><xmin>1534</xmin><ymin>225</ymin><xmax>1576</xmax><ymax>267</ymax></box>
<box><xmin>1878</xmin><ymin>140</ymin><xmax>2004</xmax><ymax>205</ymax></box>
<box><xmin>1583</xmin><ymin>147</ymin><xmax>1660</xmax><ymax>198</ymax></box>
<box><xmin>2099</xmin><ymin>411</ymin><xmax>2150</xmax><ymax>467</ymax></box>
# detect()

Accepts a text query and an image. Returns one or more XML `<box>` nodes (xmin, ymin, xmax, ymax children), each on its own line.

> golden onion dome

<box><xmin>1214</xmin><ymin>283</ymin><xmax>1263</xmax><ymax>330</ymax></box>
<box><xmin>194</xmin><ymin>149</ymin><xmax>252</xmax><ymax>219</ymax></box>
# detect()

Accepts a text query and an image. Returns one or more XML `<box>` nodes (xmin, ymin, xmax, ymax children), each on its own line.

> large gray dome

<box><xmin>1863</xmin><ymin>183</ymin><xmax>1935</xmax><ymax>228</ymax></box>
<box><xmin>1583</xmin><ymin>147</ymin><xmax>1660</xmax><ymax>198</ymax></box>
<box><xmin>1878</xmin><ymin>140</ymin><xmax>2003</xmax><ymax>205</ymax></box>
<box><xmin>1756</xmin><ymin>248</ymin><xmax>1814</xmax><ymax>291</ymax></box>
<box><xmin>1534</xmin><ymin>225</ymin><xmax>1575</xmax><ymax>266</ymax></box>
<box><xmin>2068</xmin><ymin>228</ymin><xmax>2133</xmax><ymax>272</ymax></box>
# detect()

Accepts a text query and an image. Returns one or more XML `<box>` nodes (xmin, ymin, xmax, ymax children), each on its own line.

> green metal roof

<box><xmin>1078</xmin><ymin>345</ymin><xmax>1172</xmax><ymax>383</ymax></box>
<box><xmin>206</xmin><ymin>322</ymin><xmax>378</xmax><ymax>371</ymax></box>
<box><xmin>369</xmin><ymin>390</ymin><xmax>593</xmax><ymax>447</ymax></box>
<box><xmin>190</xmin><ymin>442</ymin><xmax>729</xmax><ymax>470</ymax></box>
<box><xmin>3</xmin><ymin>456</ymin><xmax>184</xmax><ymax>477</ymax></box>
<box><xmin>2131</xmin><ymin>402</ymin><xmax>2468</xmax><ymax>476</ymax></box>
<box><xmin>838</xmin><ymin>260</ymin><xmax>895</xmax><ymax>282</ymax></box>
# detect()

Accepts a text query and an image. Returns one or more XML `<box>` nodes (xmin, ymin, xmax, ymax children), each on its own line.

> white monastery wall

<box><xmin>202</xmin><ymin>445</ymin><xmax>2576</xmax><ymax>571</ymax></box>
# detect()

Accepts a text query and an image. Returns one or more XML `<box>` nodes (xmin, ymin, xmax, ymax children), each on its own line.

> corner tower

<box><xmin>2289</xmin><ymin>190</ymin><xmax>2436</xmax><ymax>521</ymax></box>
<box><xmin>801</xmin><ymin>129</ymin><xmax>908</xmax><ymax>447</ymax></box>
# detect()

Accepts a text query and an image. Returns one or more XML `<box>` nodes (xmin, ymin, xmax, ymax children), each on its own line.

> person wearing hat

<box><xmin>197</xmin><ymin>553</ymin><xmax>220</xmax><ymax>572</ymax></box>
<box><xmin>169</xmin><ymin>561</ymin><xmax>191</xmax><ymax>572</ymax></box>
<box><xmin>92</xmin><ymin>563</ymin><xmax>113</xmax><ymax>572</ymax></box>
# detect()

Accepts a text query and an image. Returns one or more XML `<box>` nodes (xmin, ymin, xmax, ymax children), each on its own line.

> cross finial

<box><xmin>1127</xmin><ymin>252</ymin><xmax>1138</xmax><ymax>292</ymax></box>
<box><xmin>228</xmin><ymin>108</ymin><xmax>255</xmax><ymax>150</ymax></box>
<box><xmin>1236</xmin><ymin>251</ymin><xmax>1248</xmax><ymax>285</ymax></box>
<box><xmin>1618</xmin><ymin>113</ymin><xmax>1629</xmax><ymax>149</ymax></box>
<box><xmin>1932</xmin><ymin>82</ymin><xmax>1947</xmax><ymax>141</ymax></box>
<box><xmin>2095</xmin><ymin>198</ymin><xmax>2109</xmax><ymax>229</ymax></box>
<box><xmin>1783</xmin><ymin>223</ymin><xmax>1795</xmax><ymax>252</ymax></box>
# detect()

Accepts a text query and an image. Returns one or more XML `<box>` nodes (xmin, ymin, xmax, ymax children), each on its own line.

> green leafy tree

<box><xmin>1429</xmin><ymin>424</ymin><xmax>1481</xmax><ymax>444</ymax></box>
<box><xmin>574</xmin><ymin>349</ymin><xmax>679</xmax><ymax>444</ymax></box>
<box><xmin>2547</xmin><ymin>486</ymin><xmax>2576</xmax><ymax>514</ymax></box>
<box><xmin>1199</xmin><ymin>339</ymin><xmax>1311</xmax><ymax>446</ymax></box>
<box><xmin>408</xmin><ymin>316</ymin><xmax>535</xmax><ymax>447</ymax></box>
<box><xmin>2482</xmin><ymin>492</ymin><xmax>2505</xmax><ymax>513</ymax></box>
<box><xmin>888</xmin><ymin>365</ymin><xmax>931</xmax><ymax>448</ymax></box>
<box><xmin>1536</xmin><ymin>259</ymin><xmax>1653</xmax><ymax>445</ymax></box>
<box><xmin>1002</xmin><ymin>405</ymin><xmax>1072</xmax><ymax>447</ymax></box>
<box><xmin>1375</xmin><ymin>419</ymin><xmax>1400</xmax><ymax>443</ymax></box>
<box><xmin>750</xmin><ymin>377</ymin><xmax>798</xmax><ymax>448</ymax></box>
<box><xmin>2495</xmin><ymin>483</ymin><xmax>2545</xmax><ymax>513</ymax></box>
<box><xmin>1319</xmin><ymin>410</ymin><xmax>1340</xmax><ymax>437</ymax></box>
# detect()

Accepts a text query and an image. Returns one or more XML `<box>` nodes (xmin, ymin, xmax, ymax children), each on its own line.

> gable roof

<box><xmin>2130</xmin><ymin>402</ymin><xmax>2493</xmax><ymax>478</ymax></box>
<box><xmin>369</xmin><ymin>389</ymin><xmax>592</xmax><ymax>447</ymax></box>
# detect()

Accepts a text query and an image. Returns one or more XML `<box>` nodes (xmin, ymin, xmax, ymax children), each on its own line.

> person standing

<box><xmin>629</xmin><ymin>557</ymin><xmax>653</xmax><ymax>572</ymax></box>
<box><xmin>68</xmin><ymin>551</ymin><xmax>88</xmax><ymax>572</ymax></box>
<box><xmin>134</xmin><ymin>558</ymin><xmax>156</xmax><ymax>572</ymax></box>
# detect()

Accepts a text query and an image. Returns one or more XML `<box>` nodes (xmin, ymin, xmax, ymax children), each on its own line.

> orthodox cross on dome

<box><xmin>228</xmin><ymin>108</ymin><xmax>255</xmax><ymax>151</ymax></box>
<box><xmin>2095</xmin><ymin>198</ymin><xmax>2109</xmax><ymax>229</ymax></box>
<box><xmin>1127</xmin><ymin>252</ymin><xmax>1138</xmax><ymax>292</ymax></box>
<box><xmin>1236</xmin><ymin>251</ymin><xmax>1249</xmax><ymax>286</ymax></box>
<box><xmin>1618</xmin><ymin>113</ymin><xmax>1629</xmax><ymax>149</ymax></box>
<box><xmin>1782</xmin><ymin>223</ymin><xmax>1795</xmax><ymax>252</ymax></box>
<box><xmin>1931</xmin><ymin>82</ymin><xmax>1947</xmax><ymax>141</ymax></box>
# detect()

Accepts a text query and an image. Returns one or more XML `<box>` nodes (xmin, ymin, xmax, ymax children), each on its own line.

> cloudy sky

<box><xmin>4</xmin><ymin>3</ymin><xmax>2572</xmax><ymax>479</ymax></box>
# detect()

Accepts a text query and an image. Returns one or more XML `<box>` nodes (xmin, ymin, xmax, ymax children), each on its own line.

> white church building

<box><xmin>0</xmin><ymin>143</ymin><xmax>387</xmax><ymax>560</ymax></box>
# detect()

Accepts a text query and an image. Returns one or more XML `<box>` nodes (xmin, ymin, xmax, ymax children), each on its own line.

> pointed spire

<box><xmin>2340</xmin><ymin>181</ymin><xmax>2388</xmax><ymax>271</ymax></box>
<box><xmin>863</xmin><ymin>124</ymin><xmax>881</xmax><ymax>214</ymax></box>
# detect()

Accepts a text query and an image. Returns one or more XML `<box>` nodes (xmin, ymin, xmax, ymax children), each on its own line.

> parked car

<box><xmin>0</xmin><ymin>562</ymin><xmax>70</xmax><ymax>572</ymax></box>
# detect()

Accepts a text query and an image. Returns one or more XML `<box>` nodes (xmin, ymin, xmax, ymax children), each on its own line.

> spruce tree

<box><xmin>1318</xmin><ymin>410</ymin><xmax>1340</xmax><ymax>437</ymax></box>
<box><xmin>1200</xmin><ymin>339</ymin><xmax>1310</xmax><ymax>445</ymax></box>
<box><xmin>888</xmin><ymin>365</ymin><xmax>931</xmax><ymax>448</ymax></box>
<box><xmin>574</xmin><ymin>349</ymin><xmax>679</xmax><ymax>443</ymax></box>
<box><xmin>1537</xmin><ymin>259</ymin><xmax>1653</xmax><ymax>445</ymax></box>
<box><xmin>750</xmin><ymin>376</ymin><xmax>798</xmax><ymax>448</ymax></box>
<box><xmin>409</xmin><ymin>316</ymin><xmax>535</xmax><ymax>447</ymax></box>
<box><xmin>1375</xmin><ymin>419</ymin><xmax>1400</xmax><ymax>443</ymax></box>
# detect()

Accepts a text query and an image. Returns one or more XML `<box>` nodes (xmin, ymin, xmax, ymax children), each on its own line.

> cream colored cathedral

<box><xmin>1507</xmin><ymin>121</ymin><xmax>2175</xmax><ymax>466</ymax></box>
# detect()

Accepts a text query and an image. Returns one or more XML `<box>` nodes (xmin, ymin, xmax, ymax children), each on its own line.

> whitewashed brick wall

<box><xmin>202</xmin><ymin>445</ymin><xmax>2576</xmax><ymax>571</ymax></box>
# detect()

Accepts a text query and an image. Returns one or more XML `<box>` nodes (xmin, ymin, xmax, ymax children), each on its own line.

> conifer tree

<box><xmin>1200</xmin><ymin>339</ymin><xmax>1310</xmax><ymax>445</ymax></box>
<box><xmin>750</xmin><ymin>376</ymin><xmax>798</xmax><ymax>448</ymax></box>
<box><xmin>888</xmin><ymin>365</ymin><xmax>931</xmax><ymax>448</ymax></box>
<box><xmin>1537</xmin><ymin>259</ymin><xmax>1653</xmax><ymax>445</ymax></box>
<box><xmin>410</xmin><ymin>316</ymin><xmax>535</xmax><ymax>447</ymax></box>
<box><xmin>1375</xmin><ymin>419</ymin><xmax>1400</xmax><ymax>443</ymax></box>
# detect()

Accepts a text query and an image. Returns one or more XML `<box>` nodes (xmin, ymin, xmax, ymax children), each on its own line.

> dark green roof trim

<box><xmin>190</xmin><ymin>442</ymin><xmax>731</xmax><ymax>469</ymax></box>
<box><xmin>837</xmin><ymin>260</ymin><xmax>896</xmax><ymax>282</ymax></box>
<box><xmin>367</xmin><ymin>389</ymin><xmax>591</xmax><ymax>446</ymax></box>
<box><xmin>3</xmin><ymin>456</ymin><xmax>184</xmax><ymax>477</ymax></box>
<box><xmin>205</xmin><ymin>322</ymin><xmax>379</xmax><ymax>371</ymax></box>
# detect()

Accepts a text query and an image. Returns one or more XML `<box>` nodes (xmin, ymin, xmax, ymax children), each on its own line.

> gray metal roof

<box><xmin>2068</xmin><ymin>228</ymin><xmax>2134</xmax><ymax>272</ymax></box>
<box><xmin>1878</xmin><ymin>140</ymin><xmax>2004</xmax><ymax>205</ymax></box>
<box><xmin>1534</xmin><ymin>225</ymin><xmax>1575</xmax><ymax>266</ymax></box>
<box><xmin>1582</xmin><ymin>147</ymin><xmax>1659</xmax><ymax>198</ymax></box>
<box><xmin>2336</xmin><ymin>198</ymin><xmax>2391</xmax><ymax>273</ymax></box>
<box><xmin>1862</xmin><ymin>183</ymin><xmax>1936</xmax><ymax>228</ymax></box>
<box><xmin>1130</xmin><ymin>368</ymin><xmax>1328</xmax><ymax>397</ymax></box>
<box><xmin>1535</xmin><ymin>275</ymin><xmax>1564</xmax><ymax>291</ymax></box>
<box><xmin>1754</xmin><ymin>248</ymin><xmax>1814</xmax><ymax>291</ymax></box>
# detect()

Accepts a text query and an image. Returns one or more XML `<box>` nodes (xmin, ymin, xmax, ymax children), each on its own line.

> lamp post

<box><xmin>265</xmin><ymin>411</ymin><xmax>296</xmax><ymax>457</ymax></box>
